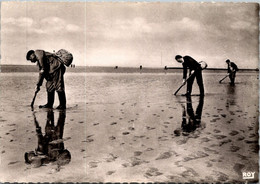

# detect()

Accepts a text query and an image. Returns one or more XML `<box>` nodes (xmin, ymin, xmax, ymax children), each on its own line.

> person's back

<box><xmin>230</xmin><ymin>62</ymin><xmax>238</xmax><ymax>71</ymax></box>
<box><xmin>36</xmin><ymin>50</ymin><xmax>64</xmax><ymax>74</ymax></box>
<box><xmin>183</xmin><ymin>56</ymin><xmax>201</xmax><ymax>71</ymax></box>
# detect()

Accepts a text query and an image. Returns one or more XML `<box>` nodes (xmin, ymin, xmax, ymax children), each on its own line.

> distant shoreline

<box><xmin>0</xmin><ymin>64</ymin><xmax>258</xmax><ymax>73</ymax></box>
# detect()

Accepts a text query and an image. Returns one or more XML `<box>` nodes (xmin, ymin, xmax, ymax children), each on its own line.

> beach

<box><xmin>0</xmin><ymin>71</ymin><xmax>258</xmax><ymax>182</ymax></box>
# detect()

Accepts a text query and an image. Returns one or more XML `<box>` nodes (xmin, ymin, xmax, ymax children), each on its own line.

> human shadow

<box><xmin>24</xmin><ymin>109</ymin><xmax>71</xmax><ymax>169</ymax></box>
<box><xmin>174</xmin><ymin>96</ymin><xmax>205</xmax><ymax>136</ymax></box>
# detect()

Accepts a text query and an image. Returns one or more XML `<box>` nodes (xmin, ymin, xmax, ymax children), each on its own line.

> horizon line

<box><xmin>0</xmin><ymin>64</ymin><xmax>259</xmax><ymax>70</ymax></box>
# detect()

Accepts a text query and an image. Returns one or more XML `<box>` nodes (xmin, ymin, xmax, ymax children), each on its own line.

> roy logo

<box><xmin>243</xmin><ymin>172</ymin><xmax>255</xmax><ymax>179</ymax></box>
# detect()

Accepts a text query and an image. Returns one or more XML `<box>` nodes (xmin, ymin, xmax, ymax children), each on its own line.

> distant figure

<box><xmin>114</xmin><ymin>66</ymin><xmax>118</xmax><ymax>69</ymax></box>
<box><xmin>174</xmin><ymin>96</ymin><xmax>204</xmax><ymax>136</ymax></box>
<box><xmin>175</xmin><ymin>55</ymin><xmax>204</xmax><ymax>96</ymax></box>
<box><xmin>140</xmin><ymin>65</ymin><xmax>142</xmax><ymax>70</ymax></box>
<box><xmin>24</xmin><ymin>110</ymin><xmax>71</xmax><ymax>168</ymax></box>
<box><xmin>226</xmin><ymin>59</ymin><xmax>239</xmax><ymax>85</ymax></box>
<box><xmin>26</xmin><ymin>50</ymin><xmax>67</xmax><ymax>109</ymax></box>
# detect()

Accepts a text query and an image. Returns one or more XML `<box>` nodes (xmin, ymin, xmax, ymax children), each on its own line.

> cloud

<box><xmin>2</xmin><ymin>17</ymin><xmax>33</xmax><ymax>27</ymax></box>
<box><xmin>39</xmin><ymin>17</ymin><xmax>66</xmax><ymax>33</ymax></box>
<box><xmin>66</xmin><ymin>24</ymin><xmax>81</xmax><ymax>32</ymax></box>
<box><xmin>230</xmin><ymin>20</ymin><xmax>257</xmax><ymax>31</ymax></box>
<box><xmin>35</xmin><ymin>16</ymin><xmax>82</xmax><ymax>34</ymax></box>
<box><xmin>88</xmin><ymin>17</ymin><xmax>153</xmax><ymax>39</ymax></box>
<box><xmin>178</xmin><ymin>17</ymin><xmax>202</xmax><ymax>31</ymax></box>
<box><xmin>87</xmin><ymin>16</ymin><xmax>204</xmax><ymax>42</ymax></box>
<box><xmin>2</xmin><ymin>16</ymin><xmax>82</xmax><ymax>35</ymax></box>
<box><xmin>2</xmin><ymin>17</ymin><xmax>34</xmax><ymax>33</ymax></box>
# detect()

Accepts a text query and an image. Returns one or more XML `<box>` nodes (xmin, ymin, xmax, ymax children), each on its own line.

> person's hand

<box><xmin>190</xmin><ymin>70</ymin><xmax>195</xmax><ymax>75</ymax></box>
<box><xmin>35</xmin><ymin>86</ymin><xmax>40</xmax><ymax>93</ymax></box>
<box><xmin>39</xmin><ymin>69</ymin><xmax>44</xmax><ymax>74</ymax></box>
<box><xmin>182</xmin><ymin>79</ymin><xmax>186</xmax><ymax>85</ymax></box>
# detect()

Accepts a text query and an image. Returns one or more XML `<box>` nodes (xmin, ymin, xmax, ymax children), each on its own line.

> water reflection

<box><xmin>24</xmin><ymin>110</ymin><xmax>71</xmax><ymax>168</ymax></box>
<box><xmin>226</xmin><ymin>84</ymin><xmax>236</xmax><ymax>108</ymax></box>
<box><xmin>174</xmin><ymin>96</ymin><xmax>205</xmax><ymax>136</ymax></box>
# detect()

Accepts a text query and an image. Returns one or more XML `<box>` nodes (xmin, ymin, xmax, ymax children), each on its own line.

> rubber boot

<box><xmin>39</xmin><ymin>91</ymin><xmax>54</xmax><ymax>108</ymax></box>
<box><xmin>56</xmin><ymin>91</ymin><xmax>66</xmax><ymax>109</ymax></box>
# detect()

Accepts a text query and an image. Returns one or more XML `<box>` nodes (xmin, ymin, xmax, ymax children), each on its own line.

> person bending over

<box><xmin>26</xmin><ymin>50</ymin><xmax>66</xmax><ymax>109</ymax></box>
<box><xmin>175</xmin><ymin>55</ymin><xmax>204</xmax><ymax>96</ymax></box>
<box><xmin>226</xmin><ymin>59</ymin><xmax>238</xmax><ymax>85</ymax></box>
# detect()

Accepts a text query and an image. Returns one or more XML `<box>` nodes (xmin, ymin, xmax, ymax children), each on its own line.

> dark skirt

<box><xmin>45</xmin><ymin>59</ymin><xmax>66</xmax><ymax>92</ymax></box>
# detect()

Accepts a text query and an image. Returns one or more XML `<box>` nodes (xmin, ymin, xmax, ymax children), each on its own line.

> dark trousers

<box><xmin>47</xmin><ymin>90</ymin><xmax>66</xmax><ymax>107</ymax></box>
<box><xmin>229</xmin><ymin>71</ymin><xmax>236</xmax><ymax>84</ymax></box>
<box><xmin>186</xmin><ymin>69</ymin><xmax>204</xmax><ymax>95</ymax></box>
<box><xmin>45</xmin><ymin>65</ymin><xmax>66</xmax><ymax>108</ymax></box>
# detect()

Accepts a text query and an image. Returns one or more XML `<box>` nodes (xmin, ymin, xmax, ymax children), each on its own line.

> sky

<box><xmin>1</xmin><ymin>2</ymin><xmax>259</xmax><ymax>69</ymax></box>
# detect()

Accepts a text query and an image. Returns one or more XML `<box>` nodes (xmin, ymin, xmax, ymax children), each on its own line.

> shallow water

<box><xmin>0</xmin><ymin>72</ymin><xmax>258</xmax><ymax>182</ymax></box>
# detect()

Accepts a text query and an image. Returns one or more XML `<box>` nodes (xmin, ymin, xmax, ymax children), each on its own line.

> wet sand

<box><xmin>0</xmin><ymin>72</ymin><xmax>258</xmax><ymax>182</ymax></box>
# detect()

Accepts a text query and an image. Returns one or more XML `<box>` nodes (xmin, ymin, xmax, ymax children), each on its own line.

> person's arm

<box><xmin>36</xmin><ymin>72</ymin><xmax>44</xmax><ymax>90</ymax></box>
<box><xmin>34</xmin><ymin>50</ymin><xmax>46</xmax><ymax>89</ymax></box>
<box><xmin>231</xmin><ymin>63</ymin><xmax>238</xmax><ymax>71</ymax></box>
<box><xmin>227</xmin><ymin>64</ymin><xmax>231</xmax><ymax>73</ymax></box>
<box><xmin>229</xmin><ymin>63</ymin><xmax>236</xmax><ymax>73</ymax></box>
